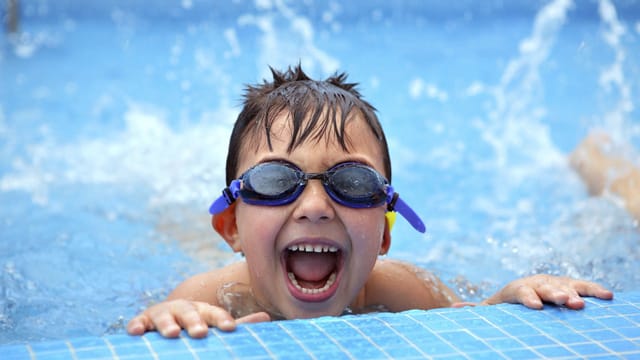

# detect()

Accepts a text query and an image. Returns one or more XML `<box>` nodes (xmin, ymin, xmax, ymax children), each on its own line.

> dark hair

<box><xmin>225</xmin><ymin>65</ymin><xmax>391</xmax><ymax>184</ymax></box>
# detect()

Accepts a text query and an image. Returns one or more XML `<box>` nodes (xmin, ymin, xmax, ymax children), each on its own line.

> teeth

<box><xmin>287</xmin><ymin>244</ymin><xmax>339</xmax><ymax>253</ymax></box>
<box><xmin>288</xmin><ymin>272</ymin><xmax>337</xmax><ymax>294</ymax></box>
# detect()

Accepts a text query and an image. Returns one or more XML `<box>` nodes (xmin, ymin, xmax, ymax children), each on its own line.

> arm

<box><xmin>360</xmin><ymin>259</ymin><xmax>460</xmax><ymax>311</ymax></box>
<box><xmin>570</xmin><ymin>132</ymin><xmax>640</xmax><ymax>221</ymax></box>
<box><xmin>126</xmin><ymin>262</ymin><xmax>270</xmax><ymax>338</ymax></box>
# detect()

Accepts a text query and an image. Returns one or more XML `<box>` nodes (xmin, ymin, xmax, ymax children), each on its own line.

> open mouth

<box><xmin>283</xmin><ymin>243</ymin><xmax>343</xmax><ymax>302</ymax></box>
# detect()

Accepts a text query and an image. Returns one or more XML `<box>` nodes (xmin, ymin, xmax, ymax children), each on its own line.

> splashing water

<box><xmin>0</xmin><ymin>0</ymin><xmax>639</xmax><ymax>343</ymax></box>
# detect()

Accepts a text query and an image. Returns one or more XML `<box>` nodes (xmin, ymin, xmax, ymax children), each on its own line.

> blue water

<box><xmin>1</xmin><ymin>0</ymin><xmax>639</xmax><ymax>345</ymax></box>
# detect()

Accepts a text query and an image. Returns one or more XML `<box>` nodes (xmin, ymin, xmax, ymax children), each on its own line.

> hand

<box><xmin>481</xmin><ymin>274</ymin><xmax>613</xmax><ymax>310</ymax></box>
<box><xmin>126</xmin><ymin>299</ymin><xmax>271</xmax><ymax>338</ymax></box>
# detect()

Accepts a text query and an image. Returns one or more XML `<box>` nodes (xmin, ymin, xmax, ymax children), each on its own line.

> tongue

<box><xmin>287</xmin><ymin>251</ymin><xmax>337</xmax><ymax>282</ymax></box>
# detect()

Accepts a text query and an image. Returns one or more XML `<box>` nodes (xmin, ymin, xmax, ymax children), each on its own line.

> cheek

<box><xmin>347</xmin><ymin>209</ymin><xmax>386</xmax><ymax>251</ymax></box>
<box><xmin>235</xmin><ymin>205</ymin><xmax>284</xmax><ymax>252</ymax></box>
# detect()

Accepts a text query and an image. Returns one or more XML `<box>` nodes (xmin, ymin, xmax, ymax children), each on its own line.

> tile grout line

<box><xmin>309</xmin><ymin>320</ymin><xmax>358</xmax><ymax>360</ymax></box>
<box><xmin>179</xmin><ymin>336</ymin><xmax>201</xmax><ymax>360</ymax></box>
<box><xmin>25</xmin><ymin>344</ymin><xmax>36</xmax><ymax>360</ymax></box>
<box><xmin>65</xmin><ymin>341</ymin><xmax>79</xmax><ymax>360</ymax></box>
<box><xmin>141</xmin><ymin>335</ymin><xmax>160</xmax><ymax>360</ymax></box>
<box><xmin>243</xmin><ymin>325</ymin><xmax>277</xmax><ymax>359</ymax></box>
<box><xmin>102</xmin><ymin>337</ymin><xmax>121</xmax><ymax>360</ymax></box>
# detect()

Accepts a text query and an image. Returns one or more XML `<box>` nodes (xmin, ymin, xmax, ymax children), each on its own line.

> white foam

<box><xmin>238</xmin><ymin>0</ymin><xmax>340</xmax><ymax>79</ymax></box>
<box><xmin>1</xmin><ymin>103</ymin><xmax>235</xmax><ymax>207</ymax></box>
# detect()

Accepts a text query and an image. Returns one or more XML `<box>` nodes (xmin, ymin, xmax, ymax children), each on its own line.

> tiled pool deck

<box><xmin>4</xmin><ymin>291</ymin><xmax>639</xmax><ymax>359</ymax></box>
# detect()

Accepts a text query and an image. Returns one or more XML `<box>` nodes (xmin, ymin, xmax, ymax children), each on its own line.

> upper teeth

<box><xmin>287</xmin><ymin>244</ymin><xmax>339</xmax><ymax>253</ymax></box>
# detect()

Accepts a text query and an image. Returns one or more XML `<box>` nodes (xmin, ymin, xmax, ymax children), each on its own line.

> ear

<box><xmin>211</xmin><ymin>203</ymin><xmax>242</xmax><ymax>253</ymax></box>
<box><xmin>380</xmin><ymin>214</ymin><xmax>392</xmax><ymax>255</ymax></box>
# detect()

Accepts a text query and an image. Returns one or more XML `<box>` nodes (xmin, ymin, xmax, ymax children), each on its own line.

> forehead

<box><xmin>237</xmin><ymin>110</ymin><xmax>384</xmax><ymax>172</ymax></box>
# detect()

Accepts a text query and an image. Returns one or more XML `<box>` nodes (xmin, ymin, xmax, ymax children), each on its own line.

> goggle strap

<box><xmin>386</xmin><ymin>187</ymin><xmax>426</xmax><ymax>233</ymax></box>
<box><xmin>209</xmin><ymin>180</ymin><xmax>241</xmax><ymax>215</ymax></box>
<box><xmin>392</xmin><ymin>196</ymin><xmax>426</xmax><ymax>233</ymax></box>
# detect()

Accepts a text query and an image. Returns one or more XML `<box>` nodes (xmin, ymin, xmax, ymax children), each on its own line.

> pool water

<box><xmin>1</xmin><ymin>0</ymin><xmax>639</xmax><ymax>345</ymax></box>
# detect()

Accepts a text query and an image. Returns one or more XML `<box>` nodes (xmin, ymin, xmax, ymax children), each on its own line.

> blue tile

<box><xmin>75</xmin><ymin>347</ymin><xmax>115</xmax><ymax>359</ymax></box>
<box><xmin>467</xmin><ymin>325</ymin><xmax>508</xmax><ymax>339</ymax></box>
<box><xmin>263</xmin><ymin>341</ymin><xmax>306</xmax><ymax>355</ymax></box>
<box><xmin>584</xmin><ymin>306</ymin><xmax>615</xmax><ymax>318</ymax></box>
<box><xmin>384</xmin><ymin>345</ymin><xmax>424</xmax><ymax>358</ymax></box>
<box><xmin>569</xmin><ymin>342</ymin><xmax>609</xmax><ymax>356</ymax></box>
<box><xmin>535</xmin><ymin>345</ymin><xmax>575</xmax><ymax>357</ymax></box>
<box><xmin>499</xmin><ymin>348</ymin><xmax>539</xmax><ymax>359</ymax></box>
<box><xmin>307</xmin><ymin>350</ymin><xmax>352</xmax><ymax>360</ymax></box>
<box><xmin>517</xmin><ymin>334</ymin><xmax>556</xmax><ymax>347</ymax></box>
<box><xmin>68</xmin><ymin>336</ymin><xmax>109</xmax><ymax>349</ymax></box>
<box><xmin>145</xmin><ymin>337</ymin><xmax>188</xmax><ymax>353</ymax></box>
<box><xmin>30</xmin><ymin>340</ymin><xmax>69</xmax><ymax>353</ymax></box>
<box><xmin>413</xmin><ymin>339</ymin><xmax>457</xmax><ymax>354</ymax></box>
<box><xmin>397</xmin><ymin>328</ymin><xmax>441</xmax><ymax>343</ymax></box>
<box><xmin>1</xmin><ymin>344</ymin><xmax>31</xmax><ymax>360</ymax></box>
<box><xmin>229</xmin><ymin>344</ymin><xmax>270</xmax><ymax>358</ymax></box>
<box><xmin>628</xmin><ymin>314</ymin><xmax>640</xmax><ymax>324</ymax></box>
<box><xmin>193</xmin><ymin>349</ymin><xmax>235</xmax><ymax>359</ymax></box>
<box><xmin>359</xmin><ymin>324</ymin><xmax>400</xmax><ymax>339</ymax></box>
<box><xmin>569</xmin><ymin>318</ymin><xmax>604</xmax><ymax>331</ymax></box>
<box><xmin>422</xmin><ymin>319</ymin><xmax>463</xmax><ymax>332</ymax></box>
<box><xmin>535</xmin><ymin>321</ymin><xmax>573</xmax><ymax>334</ymax></box>
<box><xmin>464</xmin><ymin>350</ymin><xmax>507</xmax><ymax>360</ymax></box>
<box><xmin>598</xmin><ymin>316</ymin><xmax>636</xmax><ymax>328</ymax></box>
<box><xmin>485</xmin><ymin>337</ymin><xmax>524</xmax><ymax>350</ymax></box>
<box><xmin>601</xmin><ymin>339</ymin><xmax>640</xmax><ymax>352</ymax></box>
<box><xmin>220</xmin><ymin>334</ymin><xmax>260</xmax><ymax>348</ymax></box>
<box><xmin>182</xmin><ymin>334</ymin><xmax>226</xmax><ymax>351</ymax></box>
<box><xmin>105</xmin><ymin>334</ymin><xmax>140</xmax><ymax>346</ymax></box>
<box><xmin>617</xmin><ymin>326</ymin><xmax>640</xmax><ymax>339</ymax></box>
<box><xmin>438</xmin><ymin>331</ymin><xmax>490</xmax><ymax>352</ymax></box>
<box><xmin>303</xmin><ymin>339</ymin><xmax>344</xmax><ymax>354</ymax></box>
<box><xmin>112</xmin><ymin>343</ymin><xmax>152</xmax><ymax>357</ymax></box>
<box><xmin>346</xmin><ymin>345</ymin><xmax>387</xmax><ymax>358</ymax></box>
<box><xmin>551</xmin><ymin>331</ymin><xmax>589</xmax><ymax>344</ymax></box>
<box><xmin>609</xmin><ymin>304</ymin><xmax>640</xmax><ymax>315</ymax></box>
<box><xmin>248</xmin><ymin>328</ymin><xmax>294</xmax><ymax>344</ymax></box>
<box><xmin>499</xmin><ymin>323</ymin><xmax>541</xmax><ymax>337</ymax></box>
<box><xmin>157</xmin><ymin>351</ymin><xmax>197</xmax><ymax>360</ymax></box>
<box><xmin>584</xmin><ymin>329</ymin><xmax>623</xmax><ymax>342</ymax></box>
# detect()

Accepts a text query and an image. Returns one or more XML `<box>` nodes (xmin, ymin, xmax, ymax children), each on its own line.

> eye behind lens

<box><xmin>328</xmin><ymin>165</ymin><xmax>387</xmax><ymax>207</ymax></box>
<box><xmin>242</xmin><ymin>162</ymin><xmax>302</xmax><ymax>200</ymax></box>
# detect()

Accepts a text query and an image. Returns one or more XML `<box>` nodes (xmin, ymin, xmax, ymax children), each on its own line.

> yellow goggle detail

<box><xmin>385</xmin><ymin>211</ymin><xmax>397</xmax><ymax>231</ymax></box>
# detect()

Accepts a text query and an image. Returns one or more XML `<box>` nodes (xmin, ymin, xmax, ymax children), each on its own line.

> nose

<box><xmin>292</xmin><ymin>179</ymin><xmax>335</xmax><ymax>223</ymax></box>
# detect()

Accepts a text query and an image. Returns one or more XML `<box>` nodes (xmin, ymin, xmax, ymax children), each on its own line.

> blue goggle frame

<box><xmin>209</xmin><ymin>161</ymin><xmax>425</xmax><ymax>233</ymax></box>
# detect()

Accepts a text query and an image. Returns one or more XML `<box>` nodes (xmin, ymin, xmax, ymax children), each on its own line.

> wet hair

<box><xmin>225</xmin><ymin>64</ymin><xmax>392</xmax><ymax>184</ymax></box>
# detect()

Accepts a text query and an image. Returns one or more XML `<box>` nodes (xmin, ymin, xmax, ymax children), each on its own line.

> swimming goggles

<box><xmin>209</xmin><ymin>161</ymin><xmax>425</xmax><ymax>232</ymax></box>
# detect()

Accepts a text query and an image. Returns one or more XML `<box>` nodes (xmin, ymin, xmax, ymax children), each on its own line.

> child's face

<box><xmin>232</xmin><ymin>111</ymin><xmax>388</xmax><ymax>319</ymax></box>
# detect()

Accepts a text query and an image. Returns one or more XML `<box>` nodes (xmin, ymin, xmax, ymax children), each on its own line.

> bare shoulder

<box><xmin>361</xmin><ymin>259</ymin><xmax>459</xmax><ymax>311</ymax></box>
<box><xmin>167</xmin><ymin>261</ymin><xmax>250</xmax><ymax>305</ymax></box>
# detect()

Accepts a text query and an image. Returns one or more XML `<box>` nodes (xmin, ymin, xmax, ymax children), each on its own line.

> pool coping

<box><xmin>3</xmin><ymin>291</ymin><xmax>640</xmax><ymax>359</ymax></box>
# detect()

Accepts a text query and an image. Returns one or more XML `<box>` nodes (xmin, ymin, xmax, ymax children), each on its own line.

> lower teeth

<box><xmin>288</xmin><ymin>272</ymin><xmax>337</xmax><ymax>294</ymax></box>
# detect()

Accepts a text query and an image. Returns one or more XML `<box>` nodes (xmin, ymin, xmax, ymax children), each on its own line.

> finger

<box><xmin>515</xmin><ymin>286</ymin><xmax>544</xmax><ymax>309</ymax></box>
<box><xmin>195</xmin><ymin>303</ymin><xmax>237</xmax><ymax>332</ymax></box>
<box><xmin>126</xmin><ymin>315</ymin><xmax>153</xmax><ymax>336</ymax></box>
<box><xmin>451</xmin><ymin>302</ymin><xmax>477</xmax><ymax>308</ymax></box>
<box><xmin>534</xmin><ymin>282</ymin><xmax>574</xmax><ymax>306</ymax></box>
<box><xmin>148</xmin><ymin>304</ymin><xmax>186</xmax><ymax>338</ymax></box>
<box><xmin>571</xmin><ymin>280</ymin><xmax>614</xmax><ymax>300</ymax></box>
<box><xmin>151</xmin><ymin>311</ymin><xmax>183</xmax><ymax>338</ymax></box>
<box><xmin>236</xmin><ymin>312</ymin><xmax>271</xmax><ymax>324</ymax></box>
<box><xmin>175</xmin><ymin>305</ymin><xmax>210</xmax><ymax>338</ymax></box>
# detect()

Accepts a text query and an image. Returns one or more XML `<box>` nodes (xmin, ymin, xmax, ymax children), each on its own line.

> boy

<box><xmin>127</xmin><ymin>65</ymin><xmax>613</xmax><ymax>338</ymax></box>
